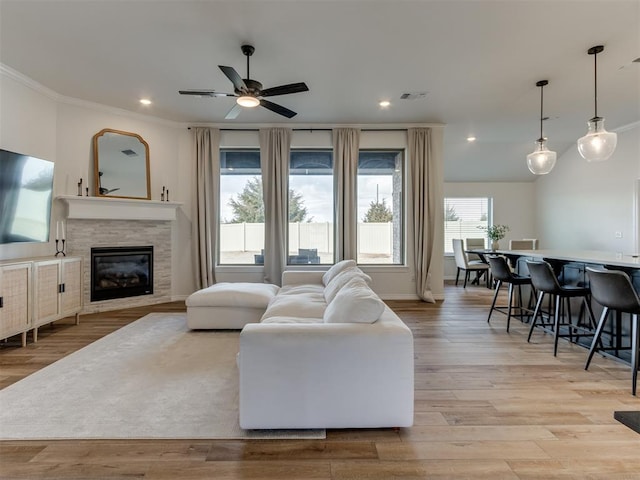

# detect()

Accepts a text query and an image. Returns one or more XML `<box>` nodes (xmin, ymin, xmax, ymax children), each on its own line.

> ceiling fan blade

<box><xmin>219</xmin><ymin>65</ymin><xmax>247</xmax><ymax>92</ymax></box>
<box><xmin>179</xmin><ymin>90</ymin><xmax>235</xmax><ymax>97</ymax></box>
<box><xmin>260</xmin><ymin>99</ymin><xmax>297</xmax><ymax>118</ymax></box>
<box><xmin>260</xmin><ymin>82</ymin><xmax>309</xmax><ymax>97</ymax></box>
<box><xmin>224</xmin><ymin>103</ymin><xmax>243</xmax><ymax>120</ymax></box>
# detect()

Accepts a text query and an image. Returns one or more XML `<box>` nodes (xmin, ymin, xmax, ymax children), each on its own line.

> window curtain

<box><xmin>333</xmin><ymin>128</ymin><xmax>360</xmax><ymax>261</ymax></box>
<box><xmin>408</xmin><ymin>127</ymin><xmax>439</xmax><ymax>303</ymax></box>
<box><xmin>260</xmin><ymin>127</ymin><xmax>291</xmax><ymax>286</ymax></box>
<box><xmin>192</xmin><ymin>127</ymin><xmax>220</xmax><ymax>290</ymax></box>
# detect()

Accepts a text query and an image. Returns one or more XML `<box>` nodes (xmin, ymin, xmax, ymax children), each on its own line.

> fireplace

<box><xmin>91</xmin><ymin>246</ymin><xmax>153</xmax><ymax>302</ymax></box>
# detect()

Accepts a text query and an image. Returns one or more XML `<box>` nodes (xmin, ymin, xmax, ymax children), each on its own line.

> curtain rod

<box><xmin>187</xmin><ymin>127</ymin><xmax>408</xmax><ymax>132</ymax></box>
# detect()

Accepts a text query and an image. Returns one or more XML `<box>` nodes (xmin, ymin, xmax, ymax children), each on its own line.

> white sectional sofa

<box><xmin>238</xmin><ymin>261</ymin><xmax>415</xmax><ymax>430</ymax></box>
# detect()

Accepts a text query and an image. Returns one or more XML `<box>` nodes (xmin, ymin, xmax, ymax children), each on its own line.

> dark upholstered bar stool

<box><xmin>526</xmin><ymin>260</ymin><xmax>598</xmax><ymax>356</ymax></box>
<box><xmin>585</xmin><ymin>267</ymin><xmax>640</xmax><ymax>396</ymax></box>
<box><xmin>487</xmin><ymin>255</ymin><xmax>533</xmax><ymax>332</ymax></box>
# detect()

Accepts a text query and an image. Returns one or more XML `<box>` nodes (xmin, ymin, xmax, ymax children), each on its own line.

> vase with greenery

<box><xmin>479</xmin><ymin>224</ymin><xmax>510</xmax><ymax>250</ymax></box>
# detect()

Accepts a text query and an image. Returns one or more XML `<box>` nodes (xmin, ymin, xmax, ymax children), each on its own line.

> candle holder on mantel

<box><xmin>55</xmin><ymin>239</ymin><xmax>66</xmax><ymax>257</ymax></box>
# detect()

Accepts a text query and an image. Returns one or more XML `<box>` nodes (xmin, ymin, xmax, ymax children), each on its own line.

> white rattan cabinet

<box><xmin>32</xmin><ymin>256</ymin><xmax>82</xmax><ymax>342</ymax></box>
<box><xmin>0</xmin><ymin>261</ymin><xmax>32</xmax><ymax>347</ymax></box>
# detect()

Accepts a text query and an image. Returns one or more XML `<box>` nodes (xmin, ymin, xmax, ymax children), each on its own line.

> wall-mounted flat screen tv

<box><xmin>0</xmin><ymin>149</ymin><xmax>55</xmax><ymax>244</ymax></box>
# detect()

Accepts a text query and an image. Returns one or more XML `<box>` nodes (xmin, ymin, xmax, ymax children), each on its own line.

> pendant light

<box><xmin>527</xmin><ymin>80</ymin><xmax>556</xmax><ymax>175</ymax></box>
<box><xmin>577</xmin><ymin>45</ymin><xmax>617</xmax><ymax>162</ymax></box>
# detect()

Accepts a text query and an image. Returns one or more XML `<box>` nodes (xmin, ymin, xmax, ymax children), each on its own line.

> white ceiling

<box><xmin>1</xmin><ymin>0</ymin><xmax>638</xmax><ymax>182</ymax></box>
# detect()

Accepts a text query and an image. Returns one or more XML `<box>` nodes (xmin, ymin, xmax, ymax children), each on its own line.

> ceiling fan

<box><xmin>179</xmin><ymin>45</ymin><xmax>309</xmax><ymax>119</ymax></box>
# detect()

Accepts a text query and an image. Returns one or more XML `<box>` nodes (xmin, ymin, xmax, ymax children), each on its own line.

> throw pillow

<box><xmin>323</xmin><ymin>267</ymin><xmax>372</xmax><ymax>304</ymax></box>
<box><xmin>323</xmin><ymin>277</ymin><xmax>385</xmax><ymax>324</ymax></box>
<box><xmin>322</xmin><ymin>259</ymin><xmax>357</xmax><ymax>286</ymax></box>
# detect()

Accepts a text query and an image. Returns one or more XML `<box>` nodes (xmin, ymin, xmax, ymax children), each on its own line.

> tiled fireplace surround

<box><xmin>59</xmin><ymin>196</ymin><xmax>180</xmax><ymax>313</ymax></box>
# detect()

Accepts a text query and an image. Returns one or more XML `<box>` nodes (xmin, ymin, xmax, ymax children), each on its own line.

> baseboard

<box><xmin>171</xmin><ymin>295</ymin><xmax>189</xmax><ymax>302</ymax></box>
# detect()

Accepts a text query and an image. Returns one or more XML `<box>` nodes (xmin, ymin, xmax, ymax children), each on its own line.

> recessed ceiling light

<box><xmin>139</xmin><ymin>98</ymin><xmax>152</xmax><ymax>106</ymax></box>
<box><xmin>467</xmin><ymin>136</ymin><xmax>476</xmax><ymax>142</ymax></box>
<box><xmin>379</xmin><ymin>100</ymin><xmax>391</xmax><ymax>108</ymax></box>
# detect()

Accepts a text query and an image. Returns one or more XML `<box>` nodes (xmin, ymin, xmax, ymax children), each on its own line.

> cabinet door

<box><xmin>0</xmin><ymin>262</ymin><xmax>31</xmax><ymax>341</ymax></box>
<box><xmin>60</xmin><ymin>257</ymin><xmax>82</xmax><ymax>316</ymax></box>
<box><xmin>33</xmin><ymin>260</ymin><xmax>61</xmax><ymax>328</ymax></box>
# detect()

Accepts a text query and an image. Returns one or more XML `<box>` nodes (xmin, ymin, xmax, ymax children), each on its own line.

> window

<box><xmin>357</xmin><ymin>150</ymin><xmax>404</xmax><ymax>264</ymax></box>
<box><xmin>219</xmin><ymin>149</ymin><xmax>264</xmax><ymax>265</ymax></box>
<box><xmin>288</xmin><ymin>150</ymin><xmax>334</xmax><ymax>265</ymax></box>
<box><xmin>444</xmin><ymin>197</ymin><xmax>491</xmax><ymax>254</ymax></box>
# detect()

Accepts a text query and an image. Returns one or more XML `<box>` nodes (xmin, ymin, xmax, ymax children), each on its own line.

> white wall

<box><xmin>535</xmin><ymin>125</ymin><xmax>640</xmax><ymax>254</ymax></box>
<box><xmin>443</xmin><ymin>182</ymin><xmax>536</xmax><ymax>278</ymax></box>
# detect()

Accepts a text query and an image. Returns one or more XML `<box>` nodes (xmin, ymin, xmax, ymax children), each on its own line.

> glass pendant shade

<box><xmin>578</xmin><ymin>45</ymin><xmax>616</xmax><ymax>162</ymax></box>
<box><xmin>527</xmin><ymin>139</ymin><xmax>557</xmax><ymax>175</ymax></box>
<box><xmin>237</xmin><ymin>95</ymin><xmax>260</xmax><ymax>107</ymax></box>
<box><xmin>577</xmin><ymin>117</ymin><xmax>617</xmax><ymax>162</ymax></box>
<box><xmin>527</xmin><ymin>80</ymin><xmax>556</xmax><ymax>175</ymax></box>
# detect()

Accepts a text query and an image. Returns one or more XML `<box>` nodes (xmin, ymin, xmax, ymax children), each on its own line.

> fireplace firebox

<box><xmin>91</xmin><ymin>246</ymin><xmax>153</xmax><ymax>302</ymax></box>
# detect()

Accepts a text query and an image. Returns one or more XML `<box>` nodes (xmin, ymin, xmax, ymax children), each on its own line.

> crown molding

<box><xmin>614</xmin><ymin>120</ymin><xmax>640</xmax><ymax>133</ymax></box>
<box><xmin>0</xmin><ymin>63</ymin><xmax>61</xmax><ymax>101</ymax></box>
<box><xmin>1</xmin><ymin>62</ymin><xmax>186</xmax><ymax>130</ymax></box>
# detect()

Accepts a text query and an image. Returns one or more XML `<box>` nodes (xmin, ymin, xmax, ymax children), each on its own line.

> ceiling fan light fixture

<box><xmin>527</xmin><ymin>80</ymin><xmax>556</xmax><ymax>175</ymax></box>
<box><xmin>577</xmin><ymin>45</ymin><xmax>617</xmax><ymax>162</ymax></box>
<box><xmin>237</xmin><ymin>95</ymin><xmax>260</xmax><ymax>108</ymax></box>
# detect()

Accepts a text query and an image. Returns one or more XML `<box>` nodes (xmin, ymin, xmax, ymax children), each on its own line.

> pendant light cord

<box><xmin>586</xmin><ymin>45</ymin><xmax>605</xmax><ymax>121</ymax></box>
<box><xmin>539</xmin><ymin>83</ymin><xmax>544</xmax><ymax>141</ymax></box>
<box><xmin>593</xmin><ymin>51</ymin><xmax>598</xmax><ymax>119</ymax></box>
<box><xmin>535</xmin><ymin>80</ymin><xmax>548</xmax><ymax>143</ymax></box>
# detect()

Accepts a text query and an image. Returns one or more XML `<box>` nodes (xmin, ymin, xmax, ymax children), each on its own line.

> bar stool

<box><xmin>487</xmin><ymin>255</ymin><xmax>533</xmax><ymax>332</ymax></box>
<box><xmin>526</xmin><ymin>260</ymin><xmax>598</xmax><ymax>356</ymax></box>
<box><xmin>584</xmin><ymin>267</ymin><xmax>640</xmax><ymax>396</ymax></box>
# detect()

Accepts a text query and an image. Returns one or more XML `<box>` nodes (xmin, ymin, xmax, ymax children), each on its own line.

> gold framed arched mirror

<box><xmin>93</xmin><ymin>128</ymin><xmax>151</xmax><ymax>200</ymax></box>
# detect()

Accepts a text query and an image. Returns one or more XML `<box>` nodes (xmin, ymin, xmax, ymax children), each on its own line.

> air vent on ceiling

<box><xmin>121</xmin><ymin>149</ymin><xmax>138</xmax><ymax>157</ymax></box>
<box><xmin>400</xmin><ymin>91</ymin><xmax>428</xmax><ymax>100</ymax></box>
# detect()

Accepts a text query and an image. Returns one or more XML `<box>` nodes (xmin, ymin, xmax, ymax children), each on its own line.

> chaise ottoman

<box><xmin>186</xmin><ymin>282</ymin><xmax>280</xmax><ymax>329</ymax></box>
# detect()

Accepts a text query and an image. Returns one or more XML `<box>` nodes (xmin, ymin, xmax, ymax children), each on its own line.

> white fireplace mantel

<box><xmin>57</xmin><ymin>195</ymin><xmax>182</xmax><ymax>221</ymax></box>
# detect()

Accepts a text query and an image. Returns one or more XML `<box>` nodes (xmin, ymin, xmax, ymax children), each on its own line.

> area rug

<box><xmin>0</xmin><ymin>313</ymin><xmax>325</xmax><ymax>440</ymax></box>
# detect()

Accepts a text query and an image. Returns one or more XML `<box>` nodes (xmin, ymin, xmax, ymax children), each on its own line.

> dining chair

<box><xmin>487</xmin><ymin>255</ymin><xmax>533</xmax><ymax>332</ymax></box>
<box><xmin>526</xmin><ymin>260</ymin><xmax>598</xmax><ymax>356</ymax></box>
<box><xmin>452</xmin><ymin>238</ymin><xmax>490</xmax><ymax>288</ymax></box>
<box><xmin>509</xmin><ymin>239</ymin><xmax>536</xmax><ymax>250</ymax></box>
<box><xmin>585</xmin><ymin>267</ymin><xmax>640</xmax><ymax>395</ymax></box>
<box><xmin>465</xmin><ymin>237</ymin><xmax>486</xmax><ymax>262</ymax></box>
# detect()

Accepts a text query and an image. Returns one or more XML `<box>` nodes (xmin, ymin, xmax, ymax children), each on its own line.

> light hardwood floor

<box><xmin>1</xmin><ymin>284</ymin><xmax>639</xmax><ymax>479</ymax></box>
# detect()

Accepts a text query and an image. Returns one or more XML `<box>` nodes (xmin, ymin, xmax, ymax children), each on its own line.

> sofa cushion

<box><xmin>261</xmin><ymin>316</ymin><xmax>323</xmax><ymax>324</ymax></box>
<box><xmin>322</xmin><ymin>259</ymin><xmax>357</xmax><ymax>286</ymax></box>
<box><xmin>323</xmin><ymin>267</ymin><xmax>372</xmax><ymax>304</ymax></box>
<box><xmin>323</xmin><ymin>278</ymin><xmax>385</xmax><ymax>324</ymax></box>
<box><xmin>261</xmin><ymin>293</ymin><xmax>326</xmax><ymax>321</ymax></box>
<box><xmin>186</xmin><ymin>282</ymin><xmax>279</xmax><ymax>308</ymax></box>
<box><xmin>278</xmin><ymin>284</ymin><xmax>325</xmax><ymax>296</ymax></box>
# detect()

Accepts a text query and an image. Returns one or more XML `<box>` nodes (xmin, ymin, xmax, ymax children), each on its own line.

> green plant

<box><xmin>478</xmin><ymin>224</ymin><xmax>510</xmax><ymax>241</ymax></box>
